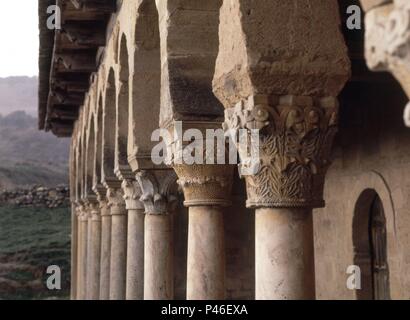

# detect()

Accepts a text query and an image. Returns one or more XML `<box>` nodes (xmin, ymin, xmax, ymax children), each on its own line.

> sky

<box><xmin>0</xmin><ymin>1</ymin><xmax>39</xmax><ymax>77</ymax></box>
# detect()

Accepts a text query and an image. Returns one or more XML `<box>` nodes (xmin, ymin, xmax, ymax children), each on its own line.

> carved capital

<box><xmin>75</xmin><ymin>203</ymin><xmax>84</xmax><ymax>219</ymax></box>
<box><xmin>79</xmin><ymin>205</ymin><xmax>91</xmax><ymax>221</ymax></box>
<box><xmin>224</xmin><ymin>95</ymin><xmax>338</xmax><ymax>209</ymax></box>
<box><xmin>173</xmin><ymin>164</ymin><xmax>234</xmax><ymax>207</ymax></box>
<box><xmin>121</xmin><ymin>179</ymin><xmax>144</xmax><ymax>211</ymax></box>
<box><xmin>99</xmin><ymin>198</ymin><xmax>111</xmax><ymax>217</ymax></box>
<box><xmin>363</xmin><ymin>1</ymin><xmax>410</xmax><ymax>124</ymax></box>
<box><xmin>136</xmin><ymin>170</ymin><xmax>178</xmax><ymax>215</ymax></box>
<box><xmin>89</xmin><ymin>204</ymin><xmax>101</xmax><ymax>221</ymax></box>
<box><xmin>106</xmin><ymin>187</ymin><xmax>126</xmax><ymax>216</ymax></box>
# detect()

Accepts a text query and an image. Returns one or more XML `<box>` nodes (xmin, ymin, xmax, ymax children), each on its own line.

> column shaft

<box><xmin>76</xmin><ymin>214</ymin><xmax>82</xmax><ymax>299</ymax></box>
<box><xmin>89</xmin><ymin>214</ymin><xmax>102</xmax><ymax>299</ymax></box>
<box><xmin>187</xmin><ymin>206</ymin><xmax>225</xmax><ymax>300</ymax></box>
<box><xmin>144</xmin><ymin>213</ymin><xmax>173</xmax><ymax>300</ymax></box>
<box><xmin>255</xmin><ymin>208</ymin><xmax>315</xmax><ymax>300</ymax></box>
<box><xmin>86</xmin><ymin>213</ymin><xmax>93</xmax><ymax>299</ymax></box>
<box><xmin>70</xmin><ymin>205</ymin><xmax>78</xmax><ymax>300</ymax></box>
<box><xmin>78</xmin><ymin>215</ymin><xmax>88</xmax><ymax>300</ymax></box>
<box><xmin>109</xmin><ymin>211</ymin><xmax>127</xmax><ymax>300</ymax></box>
<box><xmin>99</xmin><ymin>214</ymin><xmax>111</xmax><ymax>299</ymax></box>
<box><xmin>126</xmin><ymin>209</ymin><xmax>145</xmax><ymax>300</ymax></box>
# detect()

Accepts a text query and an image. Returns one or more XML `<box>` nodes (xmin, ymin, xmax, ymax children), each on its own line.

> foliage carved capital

<box><xmin>121</xmin><ymin>179</ymin><xmax>144</xmax><ymax>211</ymax></box>
<box><xmin>224</xmin><ymin>95</ymin><xmax>339</xmax><ymax>209</ymax></box>
<box><xmin>106</xmin><ymin>187</ymin><xmax>126</xmax><ymax>216</ymax></box>
<box><xmin>136</xmin><ymin>170</ymin><xmax>178</xmax><ymax>215</ymax></box>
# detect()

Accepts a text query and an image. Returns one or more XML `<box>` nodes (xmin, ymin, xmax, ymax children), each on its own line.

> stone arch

<box><xmin>102</xmin><ymin>68</ymin><xmax>117</xmax><ymax>185</ymax></box>
<box><xmin>81</xmin><ymin>109</ymin><xmax>89</xmax><ymax>201</ymax></box>
<box><xmin>93</xmin><ymin>94</ymin><xmax>104</xmax><ymax>192</ymax></box>
<box><xmin>75</xmin><ymin>130</ymin><xmax>83</xmax><ymax>203</ymax></box>
<box><xmin>115</xmin><ymin>33</ymin><xmax>131</xmax><ymax>177</ymax></box>
<box><xmin>85</xmin><ymin>112</ymin><xmax>96</xmax><ymax>199</ymax></box>
<box><xmin>70</xmin><ymin>139</ymin><xmax>77</xmax><ymax>203</ymax></box>
<box><xmin>71</xmin><ymin>128</ymin><xmax>79</xmax><ymax>204</ymax></box>
<box><xmin>347</xmin><ymin>171</ymin><xmax>399</xmax><ymax>299</ymax></box>
<box><xmin>128</xmin><ymin>0</ymin><xmax>162</xmax><ymax>171</ymax></box>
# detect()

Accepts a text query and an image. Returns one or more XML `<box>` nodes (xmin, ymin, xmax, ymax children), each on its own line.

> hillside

<box><xmin>0</xmin><ymin>77</ymin><xmax>38</xmax><ymax>116</ymax></box>
<box><xmin>0</xmin><ymin>78</ymin><xmax>71</xmax><ymax>300</ymax></box>
<box><xmin>0</xmin><ymin>111</ymin><xmax>70</xmax><ymax>189</ymax></box>
<box><xmin>0</xmin><ymin>87</ymin><xmax>70</xmax><ymax>189</ymax></box>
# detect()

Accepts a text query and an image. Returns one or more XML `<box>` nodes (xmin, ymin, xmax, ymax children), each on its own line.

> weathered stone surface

<box><xmin>360</xmin><ymin>0</ymin><xmax>391</xmax><ymax>12</ymax></box>
<box><xmin>213</xmin><ymin>0</ymin><xmax>351</xmax><ymax>108</ymax></box>
<box><xmin>361</xmin><ymin>0</ymin><xmax>410</xmax><ymax>126</ymax></box>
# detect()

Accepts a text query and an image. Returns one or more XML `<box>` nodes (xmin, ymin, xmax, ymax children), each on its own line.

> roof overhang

<box><xmin>38</xmin><ymin>0</ymin><xmax>118</xmax><ymax>137</ymax></box>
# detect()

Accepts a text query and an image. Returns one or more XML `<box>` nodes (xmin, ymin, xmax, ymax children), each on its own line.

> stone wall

<box><xmin>313</xmin><ymin>76</ymin><xmax>410</xmax><ymax>299</ymax></box>
<box><xmin>0</xmin><ymin>185</ymin><xmax>70</xmax><ymax>208</ymax></box>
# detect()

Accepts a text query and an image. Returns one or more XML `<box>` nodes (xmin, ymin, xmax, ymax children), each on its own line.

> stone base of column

<box><xmin>255</xmin><ymin>208</ymin><xmax>315</xmax><ymax>300</ymax></box>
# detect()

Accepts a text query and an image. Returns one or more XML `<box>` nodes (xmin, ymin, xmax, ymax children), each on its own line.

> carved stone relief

<box><xmin>224</xmin><ymin>95</ymin><xmax>339</xmax><ymax>209</ymax></box>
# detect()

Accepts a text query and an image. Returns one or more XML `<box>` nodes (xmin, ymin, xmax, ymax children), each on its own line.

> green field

<box><xmin>0</xmin><ymin>206</ymin><xmax>71</xmax><ymax>300</ymax></box>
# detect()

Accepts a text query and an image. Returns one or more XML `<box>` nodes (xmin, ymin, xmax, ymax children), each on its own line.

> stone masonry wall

<box><xmin>313</xmin><ymin>78</ymin><xmax>410</xmax><ymax>299</ymax></box>
<box><xmin>0</xmin><ymin>185</ymin><xmax>70</xmax><ymax>208</ymax></box>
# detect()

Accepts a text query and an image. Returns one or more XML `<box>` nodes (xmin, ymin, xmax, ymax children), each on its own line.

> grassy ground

<box><xmin>0</xmin><ymin>206</ymin><xmax>71</xmax><ymax>300</ymax></box>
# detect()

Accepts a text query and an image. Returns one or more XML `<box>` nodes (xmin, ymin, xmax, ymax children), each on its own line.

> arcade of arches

<box><xmin>38</xmin><ymin>0</ymin><xmax>410</xmax><ymax>299</ymax></box>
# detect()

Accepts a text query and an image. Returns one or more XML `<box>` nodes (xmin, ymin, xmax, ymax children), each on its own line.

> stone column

<box><xmin>85</xmin><ymin>201</ymin><xmax>102</xmax><ymax>300</ymax></box>
<box><xmin>173</xmin><ymin>164</ymin><xmax>234</xmax><ymax>300</ymax></box>
<box><xmin>137</xmin><ymin>170</ymin><xmax>177</xmax><ymax>300</ymax></box>
<box><xmin>70</xmin><ymin>202</ymin><xmax>78</xmax><ymax>300</ymax></box>
<box><xmin>122</xmin><ymin>179</ymin><xmax>145</xmax><ymax>300</ymax></box>
<box><xmin>78</xmin><ymin>205</ymin><xmax>89</xmax><ymax>300</ymax></box>
<box><xmin>255</xmin><ymin>208</ymin><xmax>315</xmax><ymax>299</ymax></box>
<box><xmin>75</xmin><ymin>205</ymin><xmax>82</xmax><ymax>299</ymax></box>
<box><xmin>86</xmin><ymin>203</ymin><xmax>93</xmax><ymax>299</ymax></box>
<box><xmin>213</xmin><ymin>0</ymin><xmax>351</xmax><ymax>299</ymax></box>
<box><xmin>222</xmin><ymin>95</ymin><xmax>341</xmax><ymax>299</ymax></box>
<box><xmin>107</xmin><ymin>187</ymin><xmax>127</xmax><ymax>300</ymax></box>
<box><xmin>99</xmin><ymin>198</ymin><xmax>111</xmax><ymax>300</ymax></box>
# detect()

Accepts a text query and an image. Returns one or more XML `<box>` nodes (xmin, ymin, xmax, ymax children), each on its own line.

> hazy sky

<box><xmin>0</xmin><ymin>1</ymin><xmax>39</xmax><ymax>77</ymax></box>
